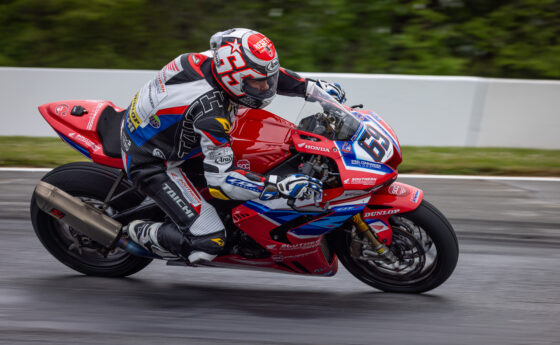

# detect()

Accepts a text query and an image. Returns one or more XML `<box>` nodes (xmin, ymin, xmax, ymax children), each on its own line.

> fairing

<box><xmin>38</xmin><ymin>100</ymin><xmax>124</xmax><ymax>169</ymax></box>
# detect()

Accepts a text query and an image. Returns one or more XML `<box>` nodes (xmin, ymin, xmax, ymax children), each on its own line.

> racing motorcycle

<box><xmin>30</xmin><ymin>86</ymin><xmax>458</xmax><ymax>293</ymax></box>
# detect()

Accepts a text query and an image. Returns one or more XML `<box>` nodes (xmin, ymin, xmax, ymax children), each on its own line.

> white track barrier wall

<box><xmin>1</xmin><ymin>67</ymin><xmax>559</xmax><ymax>149</ymax></box>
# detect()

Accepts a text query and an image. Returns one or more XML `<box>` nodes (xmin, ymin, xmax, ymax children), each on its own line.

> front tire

<box><xmin>332</xmin><ymin>200</ymin><xmax>459</xmax><ymax>293</ymax></box>
<box><xmin>30</xmin><ymin>162</ymin><xmax>153</xmax><ymax>277</ymax></box>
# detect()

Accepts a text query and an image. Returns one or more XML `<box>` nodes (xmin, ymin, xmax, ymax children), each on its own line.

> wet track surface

<box><xmin>1</xmin><ymin>171</ymin><xmax>559</xmax><ymax>345</ymax></box>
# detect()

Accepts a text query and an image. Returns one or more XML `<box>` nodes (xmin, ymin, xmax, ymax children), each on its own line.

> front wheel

<box><xmin>331</xmin><ymin>200</ymin><xmax>459</xmax><ymax>293</ymax></box>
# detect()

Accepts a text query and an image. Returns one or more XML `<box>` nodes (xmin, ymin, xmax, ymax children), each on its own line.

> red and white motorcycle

<box><xmin>31</xmin><ymin>86</ymin><xmax>458</xmax><ymax>293</ymax></box>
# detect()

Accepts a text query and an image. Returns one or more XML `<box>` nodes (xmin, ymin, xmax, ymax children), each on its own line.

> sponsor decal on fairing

<box><xmin>343</xmin><ymin>177</ymin><xmax>377</xmax><ymax>185</ymax></box>
<box><xmin>366</xmin><ymin>219</ymin><xmax>391</xmax><ymax>234</ymax></box>
<box><xmin>341</xmin><ymin>142</ymin><xmax>352</xmax><ymax>153</ymax></box>
<box><xmin>364</xmin><ymin>209</ymin><xmax>401</xmax><ymax>218</ymax></box>
<box><xmin>87</xmin><ymin>102</ymin><xmax>104</xmax><ymax>130</ymax></box>
<box><xmin>297</xmin><ymin>142</ymin><xmax>329</xmax><ymax>153</ymax></box>
<box><xmin>68</xmin><ymin>132</ymin><xmax>100</xmax><ymax>151</ymax></box>
<box><xmin>389</xmin><ymin>184</ymin><xmax>408</xmax><ymax>196</ymax></box>
<box><xmin>333</xmin><ymin>205</ymin><xmax>362</xmax><ymax>212</ymax></box>
<box><xmin>55</xmin><ymin>104</ymin><xmax>69</xmax><ymax>116</ymax></box>
<box><xmin>335</xmin><ymin>141</ymin><xmax>393</xmax><ymax>175</ymax></box>
<box><xmin>411</xmin><ymin>190</ymin><xmax>420</xmax><ymax>203</ymax></box>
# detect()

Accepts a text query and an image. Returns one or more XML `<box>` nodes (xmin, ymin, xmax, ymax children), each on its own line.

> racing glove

<box><xmin>315</xmin><ymin>80</ymin><xmax>346</xmax><ymax>104</ymax></box>
<box><xmin>260</xmin><ymin>174</ymin><xmax>323</xmax><ymax>200</ymax></box>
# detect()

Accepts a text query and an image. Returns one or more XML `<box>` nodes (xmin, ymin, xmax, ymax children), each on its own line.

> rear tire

<box><xmin>332</xmin><ymin>200</ymin><xmax>459</xmax><ymax>293</ymax></box>
<box><xmin>30</xmin><ymin>162</ymin><xmax>153</xmax><ymax>277</ymax></box>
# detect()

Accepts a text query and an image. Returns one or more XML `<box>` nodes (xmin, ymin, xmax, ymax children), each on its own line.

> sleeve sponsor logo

<box><xmin>215</xmin><ymin>155</ymin><xmax>233</xmax><ymax>165</ymax></box>
<box><xmin>207</xmin><ymin>146</ymin><xmax>233</xmax><ymax>162</ymax></box>
<box><xmin>149</xmin><ymin>115</ymin><xmax>161</xmax><ymax>128</ymax></box>
<box><xmin>155</xmin><ymin>60</ymin><xmax>179</xmax><ymax>94</ymax></box>
<box><xmin>127</xmin><ymin>93</ymin><xmax>142</xmax><ymax>132</ymax></box>
<box><xmin>225</xmin><ymin>176</ymin><xmax>263</xmax><ymax>193</ymax></box>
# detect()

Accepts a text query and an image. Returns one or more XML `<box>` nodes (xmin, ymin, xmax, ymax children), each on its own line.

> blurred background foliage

<box><xmin>1</xmin><ymin>0</ymin><xmax>559</xmax><ymax>79</ymax></box>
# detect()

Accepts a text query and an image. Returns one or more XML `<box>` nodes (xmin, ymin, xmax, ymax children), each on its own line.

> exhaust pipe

<box><xmin>34</xmin><ymin>181</ymin><xmax>122</xmax><ymax>248</ymax></box>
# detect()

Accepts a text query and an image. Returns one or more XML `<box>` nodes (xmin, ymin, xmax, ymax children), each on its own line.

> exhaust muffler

<box><xmin>33</xmin><ymin>181</ymin><xmax>122</xmax><ymax>248</ymax></box>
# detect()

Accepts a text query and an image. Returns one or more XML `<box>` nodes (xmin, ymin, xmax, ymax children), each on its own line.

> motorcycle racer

<box><xmin>121</xmin><ymin>28</ymin><xmax>346</xmax><ymax>264</ymax></box>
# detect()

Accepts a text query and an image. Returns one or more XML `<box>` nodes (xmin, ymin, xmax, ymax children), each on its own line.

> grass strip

<box><xmin>1</xmin><ymin>136</ymin><xmax>559</xmax><ymax>176</ymax></box>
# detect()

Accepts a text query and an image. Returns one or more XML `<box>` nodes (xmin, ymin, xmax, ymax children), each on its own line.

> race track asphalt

<box><xmin>0</xmin><ymin>171</ymin><xmax>559</xmax><ymax>345</ymax></box>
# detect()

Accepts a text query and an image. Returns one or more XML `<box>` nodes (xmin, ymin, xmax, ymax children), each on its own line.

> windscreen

<box><xmin>295</xmin><ymin>85</ymin><xmax>360</xmax><ymax>141</ymax></box>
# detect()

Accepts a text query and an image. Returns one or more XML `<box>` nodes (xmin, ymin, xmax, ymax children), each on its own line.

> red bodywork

<box><xmin>38</xmin><ymin>100</ymin><xmax>124</xmax><ymax>169</ymax></box>
<box><xmin>39</xmin><ymin>100</ymin><xmax>423</xmax><ymax>276</ymax></box>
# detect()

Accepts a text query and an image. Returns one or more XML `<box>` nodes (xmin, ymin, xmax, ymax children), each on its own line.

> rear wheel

<box><xmin>332</xmin><ymin>200</ymin><xmax>459</xmax><ymax>293</ymax></box>
<box><xmin>30</xmin><ymin>162</ymin><xmax>153</xmax><ymax>277</ymax></box>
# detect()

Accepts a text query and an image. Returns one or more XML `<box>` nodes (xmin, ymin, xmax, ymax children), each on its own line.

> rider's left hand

<box><xmin>315</xmin><ymin>80</ymin><xmax>346</xmax><ymax>104</ymax></box>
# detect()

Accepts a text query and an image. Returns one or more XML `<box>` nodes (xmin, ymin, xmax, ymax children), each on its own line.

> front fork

<box><xmin>351</xmin><ymin>214</ymin><xmax>398</xmax><ymax>263</ymax></box>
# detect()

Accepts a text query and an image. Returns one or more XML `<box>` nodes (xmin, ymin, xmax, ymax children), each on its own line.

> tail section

<box><xmin>38</xmin><ymin>100</ymin><xmax>125</xmax><ymax>169</ymax></box>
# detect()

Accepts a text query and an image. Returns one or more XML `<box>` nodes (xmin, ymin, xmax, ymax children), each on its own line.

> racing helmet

<box><xmin>210</xmin><ymin>28</ymin><xmax>280</xmax><ymax>109</ymax></box>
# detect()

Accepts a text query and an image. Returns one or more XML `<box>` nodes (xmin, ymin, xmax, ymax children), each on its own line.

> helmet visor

<box><xmin>242</xmin><ymin>73</ymin><xmax>279</xmax><ymax>101</ymax></box>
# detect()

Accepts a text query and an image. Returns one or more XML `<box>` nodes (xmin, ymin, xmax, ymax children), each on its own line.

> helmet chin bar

<box><xmin>235</xmin><ymin>93</ymin><xmax>276</xmax><ymax>109</ymax></box>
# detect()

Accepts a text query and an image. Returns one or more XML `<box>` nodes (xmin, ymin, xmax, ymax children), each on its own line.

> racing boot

<box><xmin>185</xmin><ymin>230</ymin><xmax>226</xmax><ymax>264</ymax></box>
<box><xmin>123</xmin><ymin>221</ymin><xmax>177</xmax><ymax>260</ymax></box>
<box><xmin>126</xmin><ymin>221</ymin><xmax>226</xmax><ymax>264</ymax></box>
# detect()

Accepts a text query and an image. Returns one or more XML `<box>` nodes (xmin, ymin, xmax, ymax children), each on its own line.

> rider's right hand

<box><xmin>260</xmin><ymin>174</ymin><xmax>323</xmax><ymax>201</ymax></box>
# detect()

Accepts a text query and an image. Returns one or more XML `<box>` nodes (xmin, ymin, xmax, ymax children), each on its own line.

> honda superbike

<box><xmin>30</xmin><ymin>86</ymin><xmax>458</xmax><ymax>293</ymax></box>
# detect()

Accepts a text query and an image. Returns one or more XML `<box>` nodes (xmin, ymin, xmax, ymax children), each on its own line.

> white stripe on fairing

<box><xmin>259</xmin><ymin>213</ymin><xmax>281</xmax><ymax>226</ymax></box>
<box><xmin>0</xmin><ymin>167</ymin><xmax>559</xmax><ymax>182</ymax></box>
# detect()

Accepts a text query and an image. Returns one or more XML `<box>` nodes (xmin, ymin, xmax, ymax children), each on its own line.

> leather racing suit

<box><xmin>120</xmin><ymin>51</ymin><xmax>310</xmax><ymax>260</ymax></box>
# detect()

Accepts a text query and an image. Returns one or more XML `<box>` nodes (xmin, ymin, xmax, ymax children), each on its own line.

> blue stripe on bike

<box><xmin>56</xmin><ymin>131</ymin><xmax>91</xmax><ymax>159</ymax></box>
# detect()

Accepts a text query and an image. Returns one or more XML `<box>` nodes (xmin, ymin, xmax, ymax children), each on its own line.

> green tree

<box><xmin>1</xmin><ymin>0</ymin><xmax>559</xmax><ymax>79</ymax></box>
